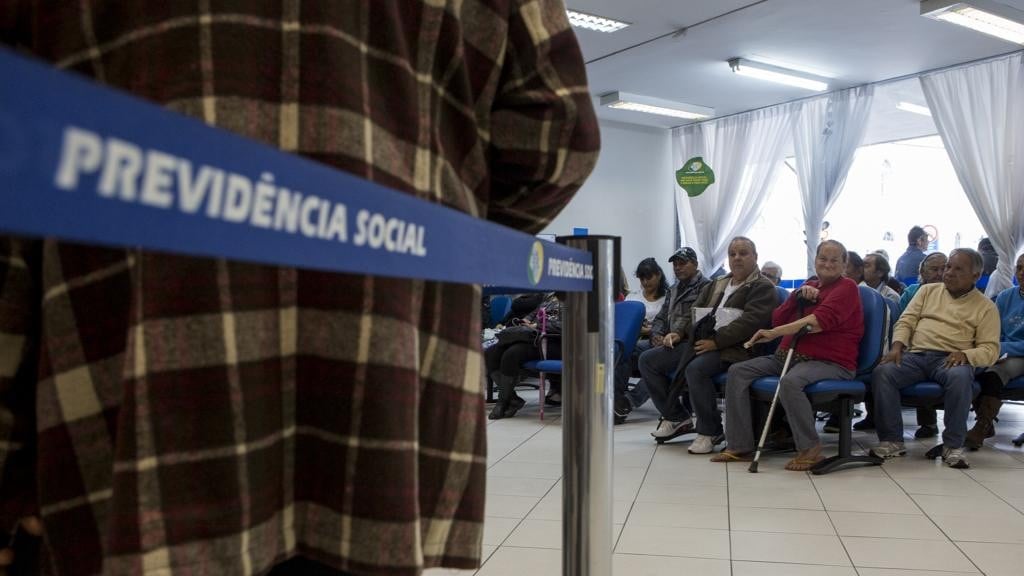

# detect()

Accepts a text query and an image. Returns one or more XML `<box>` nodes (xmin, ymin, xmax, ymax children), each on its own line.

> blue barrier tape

<box><xmin>0</xmin><ymin>48</ymin><xmax>593</xmax><ymax>292</ymax></box>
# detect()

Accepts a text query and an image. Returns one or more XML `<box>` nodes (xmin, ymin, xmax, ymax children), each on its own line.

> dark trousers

<box><xmin>485</xmin><ymin>341</ymin><xmax>543</xmax><ymax>377</ymax></box>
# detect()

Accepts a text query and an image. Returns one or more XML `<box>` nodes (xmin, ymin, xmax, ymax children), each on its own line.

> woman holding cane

<box><xmin>713</xmin><ymin>240</ymin><xmax>864</xmax><ymax>471</ymax></box>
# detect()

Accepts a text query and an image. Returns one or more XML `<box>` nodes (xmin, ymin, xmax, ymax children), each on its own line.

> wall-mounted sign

<box><xmin>676</xmin><ymin>156</ymin><xmax>715</xmax><ymax>197</ymax></box>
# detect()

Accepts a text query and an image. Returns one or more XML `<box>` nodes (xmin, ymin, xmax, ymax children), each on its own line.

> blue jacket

<box><xmin>895</xmin><ymin>246</ymin><xmax>926</xmax><ymax>280</ymax></box>
<box><xmin>995</xmin><ymin>287</ymin><xmax>1024</xmax><ymax>357</ymax></box>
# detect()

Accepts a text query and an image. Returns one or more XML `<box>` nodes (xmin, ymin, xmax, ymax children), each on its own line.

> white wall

<box><xmin>541</xmin><ymin>120</ymin><xmax>675</xmax><ymax>289</ymax></box>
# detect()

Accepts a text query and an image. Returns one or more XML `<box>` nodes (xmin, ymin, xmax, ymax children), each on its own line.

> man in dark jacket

<box><xmin>614</xmin><ymin>247</ymin><xmax>708</xmax><ymax>424</ymax></box>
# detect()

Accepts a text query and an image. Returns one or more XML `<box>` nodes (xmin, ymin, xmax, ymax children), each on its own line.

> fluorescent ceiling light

<box><xmin>896</xmin><ymin>101</ymin><xmax>933</xmax><ymax>116</ymax></box>
<box><xmin>921</xmin><ymin>0</ymin><xmax>1024</xmax><ymax>44</ymax></box>
<box><xmin>566</xmin><ymin>9</ymin><xmax>630</xmax><ymax>33</ymax></box>
<box><xmin>728</xmin><ymin>58</ymin><xmax>829</xmax><ymax>91</ymax></box>
<box><xmin>600</xmin><ymin>92</ymin><xmax>713</xmax><ymax>120</ymax></box>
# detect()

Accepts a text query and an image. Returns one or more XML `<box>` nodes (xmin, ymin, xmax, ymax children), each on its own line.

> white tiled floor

<box><xmin>425</xmin><ymin>396</ymin><xmax>1024</xmax><ymax>576</ymax></box>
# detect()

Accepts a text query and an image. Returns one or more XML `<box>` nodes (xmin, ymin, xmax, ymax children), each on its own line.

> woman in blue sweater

<box><xmin>966</xmin><ymin>253</ymin><xmax>1024</xmax><ymax>449</ymax></box>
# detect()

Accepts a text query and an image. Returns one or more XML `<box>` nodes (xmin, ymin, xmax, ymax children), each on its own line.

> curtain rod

<box><xmin>669</xmin><ymin>47</ymin><xmax>1024</xmax><ymax>131</ymax></box>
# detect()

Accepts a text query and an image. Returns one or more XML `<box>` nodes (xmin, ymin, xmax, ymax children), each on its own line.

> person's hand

<box><xmin>943</xmin><ymin>351</ymin><xmax>970</xmax><ymax>369</ymax></box>
<box><xmin>797</xmin><ymin>285</ymin><xmax>820</xmax><ymax>303</ymax></box>
<box><xmin>523</xmin><ymin>322</ymin><xmax>537</xmax><ymax>330</ymax></box>
<box><xmin>640</xmin><ymin>325</ymin><xmax>651</xmax><ymax>336</ymax></box>
<box><xmin>0</xmin><ymin>516</ymin><xmax>43</xmax><ymax>571</ymax></box>
<box><xmin>662</xmin><ymin>333</ymin><xmax>680</xmax><ymax>349</ymax></box>
<box><xmin>744</xmin><ymin>328</ymin><xmax>776</xmax><ymax>349</ymax></box>
<box><xmin>881</xmin><ymin>343</ymin><xmax>904</xmax><ymax>366</ymax></box>
<box><xmin>694</xmin><ymin>339</ymin><xmax>717</xmax><ymax>355</ymax></box>
<box><xmin>651</xmin><ymin>334</ymin><xmax>664</xmax><ymax>347</ymax></box>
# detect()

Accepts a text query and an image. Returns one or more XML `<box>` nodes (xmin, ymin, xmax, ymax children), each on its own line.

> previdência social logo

<box><xmin>528</xmin><ymin>241</ymin><xmax>545</xmax><ymax>285</ymax></box>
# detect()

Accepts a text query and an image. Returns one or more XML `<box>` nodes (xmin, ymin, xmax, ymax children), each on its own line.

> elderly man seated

<box><xmin>966</xmin><ymin>252</ymin><xmax>1024</xmax><ymax>449</ymax></box>
<box><xmin>869</xmin><ymin>248</ymin><xmax>1000</xmax><ymax>468</ymax></box>
<box><xmin>712</xmin><ymin>240</ymin><xmax>863</xmax><ymax>470</ymax></box>
<box><xmin>639</xmin><ymin>237</ymin><xmax>775</xmax><ymax>448</ymax></box>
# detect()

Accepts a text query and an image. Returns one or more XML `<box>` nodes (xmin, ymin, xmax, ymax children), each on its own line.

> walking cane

<box><xmin>749</xmin><ymin>324</ymin><xmax>813</xmax><ymax>473</ymax></box>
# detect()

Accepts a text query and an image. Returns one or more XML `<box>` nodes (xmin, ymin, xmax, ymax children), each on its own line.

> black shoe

<box><xmin>545</xmin><ymin>392</ymin><xmax>561</xmax><ymax>407</ymax></box>
<box><xmin>853</xmin><ymin>417</ymin><xmax>875</xmax><ymax>431</ymax></box>
<box><xmin>489</xmin><ymin>394</ymin><xmax>525</xmax><ymax>420</ymax></box>
<box><xmin>914</xmin><ymin>424</ymin><xmax>938</xmax><ymax>439</ymax></box>
<box><xmin>823</xmin><ymin>413</ymin><xmax>841</xmax><ymax>434</ymax></box>
<box><xmin>613</xmin><ymin>396</ymin><xmax>632</xmax><ymax>425</ymax></box>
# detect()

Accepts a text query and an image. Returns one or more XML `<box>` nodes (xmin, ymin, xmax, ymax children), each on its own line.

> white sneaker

<box><xmin>688</xmin><ymin>434</ymin><xmax>721</xmax><ymax>454</ymax></box>
<box><xmin>869</xmin><ymin>441</ymin><xmax>906</xmax><ymax>459</ymax></box>
<box><xmin>942</xmin><ymin>446</ymin><xmax>970</xmax><ymax>469</ymax></box>
<box><xmin>651</xmin><ymin>417</ymin><xmax>694</xmax><ymax>439</ymax></box>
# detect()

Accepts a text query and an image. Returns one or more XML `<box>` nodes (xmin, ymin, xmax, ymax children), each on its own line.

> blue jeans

<box><xmin>638</xmin><ymin>342</ymin><xmax>689</xmax><ymax>421</ymax></box>
<box><xmin>872</xmin><ymin>351</ymin><xmax>974</xmax><ymax>448</ymax></box>
<box><xmin>685</xmin><ymin>351</ymin><xmax>726</xmax><ymax>436</ymax></box>
<box><xmin>626</xmin><ymin>339</ymin><xmax>652</xmax><ymax>407</ymax></box>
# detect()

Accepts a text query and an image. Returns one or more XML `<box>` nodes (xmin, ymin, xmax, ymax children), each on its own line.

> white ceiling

<box><xmin>571</xmin><ymin>0</ymin><xmax>1024</xmax><ymax>143</ymax></box>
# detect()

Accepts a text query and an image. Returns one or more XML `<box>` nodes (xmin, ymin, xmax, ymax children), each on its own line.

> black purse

<box><xmin>495</xmin><ymin>325</ymin><xmax>539</xmax><ymax>345</ymax></box>
<box><xmin>668</xmin><ymin>290</ymin><xmax>726</xmax><ymax>391</ymax></box>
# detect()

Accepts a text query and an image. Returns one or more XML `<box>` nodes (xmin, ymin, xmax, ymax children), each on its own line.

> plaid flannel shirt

<box><xmin>0</xmin><ymin>2</ymin><xmax>599</xmax><ymax>574</ymax></box>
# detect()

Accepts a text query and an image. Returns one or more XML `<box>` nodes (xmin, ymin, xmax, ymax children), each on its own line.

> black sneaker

<box><xmin>914</xmin><ymin>424</ymin><xmax>938</xmax><ymax>439</ymax></box>
<box><xmin>613</xmin><ymin>396</ymin><xmax>632</xmax><ymax>425</ymax></box>
<box><xmin>852</xmin><ymin>416</ymin><xmax>875</xmax><ymax>431</ymax></box>
<box><xmin>822</xmin><ymin>413</ymin><xmax>841</xmax><ymax>433</ymax></box>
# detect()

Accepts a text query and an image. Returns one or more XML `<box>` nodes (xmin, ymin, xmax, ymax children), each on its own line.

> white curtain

<box><xmin>920</xmin><ymin>53</ymin><xmax>1024</xmax><ymax>296</ymax></box>
<box><xmin>673</xmin><ymin>104</ymin><xmax>797</xmax><ymax>273</ymax></box>
<box><xmin>792</xmin><ymin>85</ymin><xmax>874</xmax><ymax>276</ymax></box>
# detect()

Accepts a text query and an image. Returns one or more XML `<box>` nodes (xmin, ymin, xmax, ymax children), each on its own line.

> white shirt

<box><xmin>626</xmin><ymin>291</ymin><xmax>665</xmax><ymax>324</ymax></box>
<box><xmin>722</xmin><ymin>280</ymin><xmax>741</xmax><ymax>303</ymax></box>
<box><xmin>860</xmin><ymin>280</ymin><xmax>900</xmax><ymax>303</ymax></box>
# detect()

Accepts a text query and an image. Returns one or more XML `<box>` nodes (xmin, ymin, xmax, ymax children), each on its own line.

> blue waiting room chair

<box><xmin>522</xmin><ymin>300</ymin><xmax>645</xmax><ymax>420</ymax></box>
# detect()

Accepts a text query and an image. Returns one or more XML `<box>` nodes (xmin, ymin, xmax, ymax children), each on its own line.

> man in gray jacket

<box><xmin>617</xmin><ymin>248</ymin><xmax>708</xmax><ymax>424</ymax></box>
<box><xmin>615</xmin><ymin>247</ymin><xmax>709</xmax><ymax>424</ymax></box>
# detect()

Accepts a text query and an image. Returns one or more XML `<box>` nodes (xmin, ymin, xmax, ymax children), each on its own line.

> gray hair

<box><xmin>762</xmin><ymin>260</ymin><xmax>783</xmax><ymax>274</ymax></box>
<box><xmin>949</xmin><ymin>248</ymin><xmax>984</xmax><ymax>274</ymax></box>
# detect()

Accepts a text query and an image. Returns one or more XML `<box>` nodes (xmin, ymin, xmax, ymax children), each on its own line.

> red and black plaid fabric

<box><xmin>0</xmin><ymin>2</ymin><xmax>598</xmax><ymax>574</ymax></box>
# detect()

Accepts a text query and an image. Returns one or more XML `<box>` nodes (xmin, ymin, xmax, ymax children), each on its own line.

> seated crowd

<box><xmin>486</xmin><ymin>229</ymin><xmax>1024</xmax><ymax>471</ymax></box>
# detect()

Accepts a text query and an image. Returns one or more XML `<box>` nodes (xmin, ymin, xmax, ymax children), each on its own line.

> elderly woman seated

<box><xmin>712</xmin><ymin>240</ymin><xmax>864</xmax><ymax>471</ymax></box>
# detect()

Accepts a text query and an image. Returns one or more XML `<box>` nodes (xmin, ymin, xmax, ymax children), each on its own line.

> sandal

<box><xmin>710</xmin><ymin>450</ymin><xmax>753</xmax><ymax>463</ymax></box>
<box><xmin>784</xmin><ymin>445</ymin><xmax>824</xmax><ymax>471</ymax></box>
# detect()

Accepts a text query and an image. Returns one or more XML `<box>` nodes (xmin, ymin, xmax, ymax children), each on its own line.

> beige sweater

<box><xmin>895</xmin><ymin>283</ymin><xmax>1000</xmax><ymax>366</ymax></box>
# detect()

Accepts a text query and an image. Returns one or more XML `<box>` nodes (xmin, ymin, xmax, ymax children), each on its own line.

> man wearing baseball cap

<box><xmin>615</xmin><ymin>247</ymin><xmax>709</xmax><ymax>424</ymax></box>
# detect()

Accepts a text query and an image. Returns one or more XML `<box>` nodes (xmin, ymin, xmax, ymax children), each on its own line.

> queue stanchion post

<box><xmin>559</xmin><ymin>235</ymin><xmax>618</xmax><ymax>576</ymax></box>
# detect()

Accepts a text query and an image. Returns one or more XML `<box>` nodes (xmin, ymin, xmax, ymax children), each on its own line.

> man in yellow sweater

<box><xmin>869</xmin><ymin>248</ymin><xmax>1000</xmax><ymax>469</ymax></box>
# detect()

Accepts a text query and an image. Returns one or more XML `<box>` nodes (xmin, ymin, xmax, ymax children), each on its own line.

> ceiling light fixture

<box><xmin>566</xmin><ymin>9</ymin><xmax>630</xmax><ymax>33</ymax></box>
<box><xmin>896</xmin><ymin>101</ymin><xmax>933</xmax><ymax>116</ymax></box>
<box><xmin>921</xmin><ymin>0</ymin><xmax>1024</xmax><ymax>44</ymax></box>
<box><xmin>728</xmin><ymin>58</ymin><xmax>829</xmax><ymax>91</ymax></box>
<box><xmin>600</xmin><ymin>92</ymin><xmax>713</xmax><ymax>120</ymax></box>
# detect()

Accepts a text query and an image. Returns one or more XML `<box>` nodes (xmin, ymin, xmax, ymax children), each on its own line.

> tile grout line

<box><xmin>877</xmin><ymin>450</ymin><xmax>987</xmax><ymax>575</ymax></box>
<box><xmin>611</xmin><ymin>439</ymin><xmax>660</xmax><ymax>554</ymax></box>
<box><xmin>484</xmin><ymin>412</ymin><xmax>564</xmax><ymax>558</ymax></box>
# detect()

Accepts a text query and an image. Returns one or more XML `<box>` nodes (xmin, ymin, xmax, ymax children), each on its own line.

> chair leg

<box><xmin>812</xmin><ymin>397</ymin><xmax>883</xmax><ymax>475</ymax></box>
<box><xmin>538</xmin><ymin>372</ymin><xmax>545</xmax><ymax>421</ymax></box>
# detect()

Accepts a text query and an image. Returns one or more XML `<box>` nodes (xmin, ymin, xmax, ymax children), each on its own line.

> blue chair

<box><xmin>775</xmin><ymin>285</ymin><xmax>790</xmax><ymax>304</ymax></box>
<box><xmin>523</xmin><ymin>301</ymin><xmax>645</xmax><ymax>420</ymax></box>
<box><xmin>750</xmin><ymin>286</ymin><xmax>889</xmax><ymax>474</ymax></box>
<box><xmin>489</xmin><ymin>295</ymin><xmax>512</xmax><ymax>328</ymax></box>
